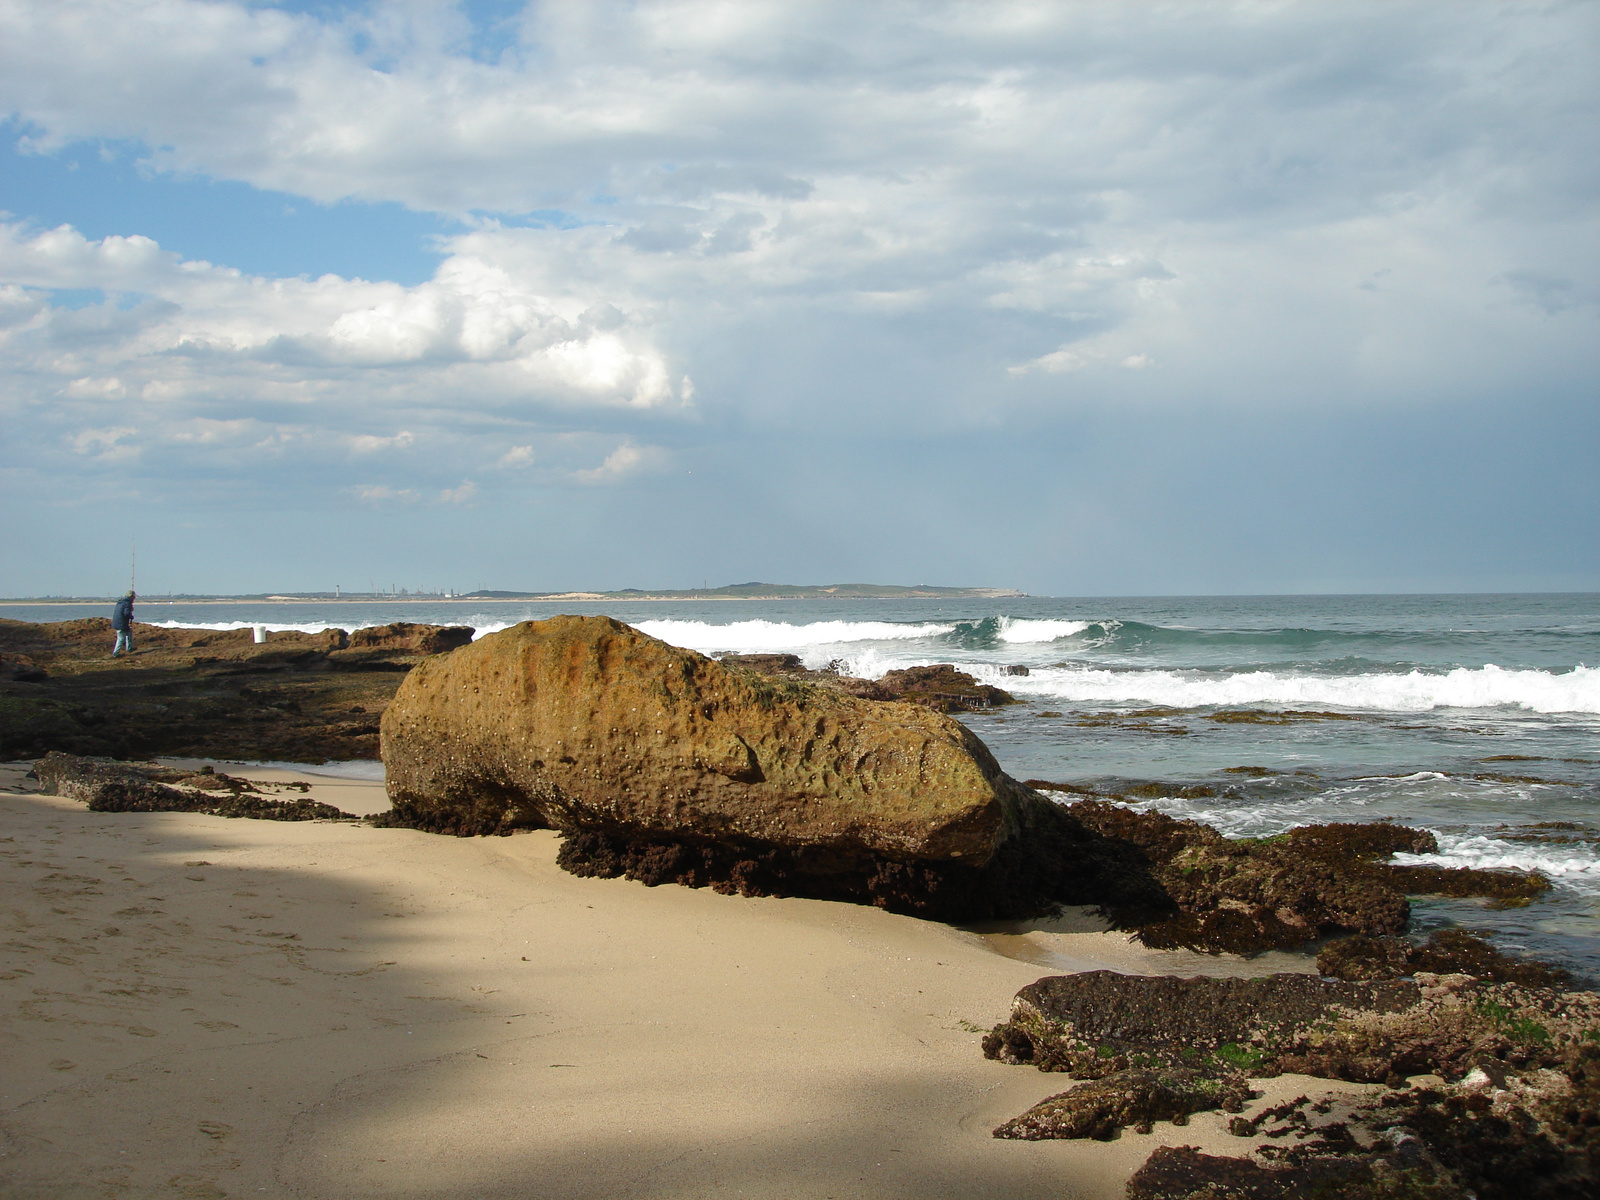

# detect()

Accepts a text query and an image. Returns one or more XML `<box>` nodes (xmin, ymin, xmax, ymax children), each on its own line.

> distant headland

<box><xmin>0</xmin><ymin>582</ymin><xmax>1027</xmax><ymax>604</ymax></box>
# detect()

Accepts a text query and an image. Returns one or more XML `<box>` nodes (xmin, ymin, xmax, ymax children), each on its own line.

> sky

<box><xmin>1</xmin><ymin>0</ymin><xmax>1596</xmax><ymax>598</ymax></box>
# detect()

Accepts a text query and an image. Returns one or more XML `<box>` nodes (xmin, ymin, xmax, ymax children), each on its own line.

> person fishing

<box><xmin>111</xmin><ymin>590</ymin><xmax>136</xmax><ymax>656</ymax></box>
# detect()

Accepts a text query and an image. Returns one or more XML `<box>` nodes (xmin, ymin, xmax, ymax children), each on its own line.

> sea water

<box><xmin>14</xmin><ymin>592</ymin><xmax>1599</xmax><ymax>975</ymax></box>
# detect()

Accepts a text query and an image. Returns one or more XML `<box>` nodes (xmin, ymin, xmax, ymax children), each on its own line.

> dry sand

<box><xmin>1</xmin><ymin>760</ymin><xmax>1370</xmax><ymax>1200</ymax></box>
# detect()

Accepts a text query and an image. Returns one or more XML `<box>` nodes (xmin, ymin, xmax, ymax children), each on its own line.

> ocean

<box><xmin>12</xmin><ymin>592</ymin><xmax>1599</xmax><ymax>976</ymax></box>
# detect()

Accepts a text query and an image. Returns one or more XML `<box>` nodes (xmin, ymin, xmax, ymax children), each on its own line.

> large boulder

<box><xmin>379</xmin><ymin>615</ymin><xmax>1162</xmax><ymax>919</ymax></box>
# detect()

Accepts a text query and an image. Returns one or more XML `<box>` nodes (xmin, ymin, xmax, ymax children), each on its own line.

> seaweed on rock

<box><xmin>1319</xmin><ymin>931</ymin><xmax>1580</xmax><ymax>990</ymax></box>
<box><xmin>1060</xmin><ymin>804</ymin><xmax>1553</xmax><ymax>955</ymax></box>
<box><xmin>993</xmin><ymin>1068</ymin><xmax>1253</xmax><ymax>1141</ymax></box>
<box><xmin>550</xmin><ymin>803</ymin><xmax>1174</xmax><ymax>922</ymax></box>
<box><xmin>32</xmin><ymin>752</ymin><xmax>354</xmax><ymax>821</ymax></box>
<box><xmin>981</xmin><ymin>970</ymin><xmax>1600</xmax><ymax>1196</ymax></box>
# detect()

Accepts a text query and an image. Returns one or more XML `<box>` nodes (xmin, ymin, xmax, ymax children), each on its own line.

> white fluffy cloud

<box><xmin>0</xmin><ymin>219</ymin><xmax>694</xmax><ymax>493</ymax></box>
<box><xmin>572</xmin><ymin>440</ymin><xmax>666</xmax><ymax>484</ymax></box>
<box><xmin>0</xmin><ymin>1</ymin><xmax>1594</xmax><ymax>591</ymax></box>
<box><xmin>0</xmin><ymin>220</ymin><xmax>683</xmax><ymax>402</ymax></box>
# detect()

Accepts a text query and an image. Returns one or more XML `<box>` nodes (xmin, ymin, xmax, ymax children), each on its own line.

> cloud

<box><xmin>0</xmin><ymin>221</ymin><xmax>682</xmax><ymax>403</ymax></box>
<box><xmin>70</xmin><ymin>425</ymin><xmax>139</xmax><ymax>460</ymax></box>
<box><xmin>61</xmin><ymin>375</ymin><xmax>127</xmax><ymax>398</ymax></box>
<box><xmin>2</xmin><ymin>5</ymin><xmax>1592</xmax><ymax>443</ymax></box>
<box><xmin>1493</xmin><ymin>269</ymin><xmax>1596</xmax><ymax>316</ymax></box>
<box><xmin>1009</xmin><ymin>349</ymin><xmax>1088</xmax><ymax>376</ymax></box>
<box><xmin>0</xmin><ymin>2</ymin><xmax>1594</xmax><ymax>592</ymax></box>
<box><xmin>345</xmin><ymin>431</ymin><xmax>415</xmax><ymax>454</ymax></box>
<box><xmin>437</xmin><ymin>479</ymin><xmax>478</xmax><ymax>505</ymax></box>
<box><xmin>352</xmin><ymin>484</ymin><xmax>418</xmax><ymax>504</ymax></box>
<box><xmin>573</xmin><ymin>440</ymin><xmax>663</xmax><ymax>484</ymax></box>
<box><xmin>0</xmin><ymin>220</ymin><xmax>698</xmax><ymax>500</ymax></box>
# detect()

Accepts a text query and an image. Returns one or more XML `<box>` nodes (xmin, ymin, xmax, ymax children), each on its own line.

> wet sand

<box><xmin>0</xmin><ymin>761</ymin><xmax>1369</xmax><ymax>1199</ymax></box>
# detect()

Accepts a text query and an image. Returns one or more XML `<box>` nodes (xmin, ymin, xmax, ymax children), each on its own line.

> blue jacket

<box><xmin>111</xmin><ymin>595</ymin><xmax>134</xmax><ymax>630</ymax></box>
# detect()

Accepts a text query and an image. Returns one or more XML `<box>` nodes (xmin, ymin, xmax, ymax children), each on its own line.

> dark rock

<box><xmin>993</xmin><ymin>1068</ymin><xmax>1252</xmax><ymax>1140</ymax></box>
<box><xmin>715</xmin><ymin>652</ymin><xmax>914</xmax><ymax>702</ymax></box>
<box><xmin>1317</xmin><ymin>932</ymin><xmax>1418</xmax><ymax>982</ymax></box>
<box><xmin>0</xmin><ymin>616</ymin><xmax>470</xmax><ymax>762</ymax></box>
<box><xmin>1319</xmin><ymin>931</ymin><xmax>1579</xmax><ymax>990</ymax></box>
<box><xmin>344</xmin><ymin>622</ymin><xmax>472</xmax><ymax>655</ymax></box>
<box><xmin>32</xmin><ymin>752</ymin><xmax>353</xmax><ymax>821</ymax></box>
<box><xmin>1062</xmin><ymin>805</ymin><xmax>1551</xmax><ymax>955</ymax></box>
<box><xmin>983</xmin><ymin>970</ymin><xmax>1600</xmax><ymax>1190</ymax></box>
<box><xmin>1</xmin><ymin>652</ymin><xmax>48</xmax><ymax>682</ymax></box>
<box><xmin>874</xmin><ymin>664</ymin><xmax>1016</xmax><ymax>711</ymax></box>
<box><xmin>1139</xmin><ymin>1048</ymin><xmax>1600</xmax><ymax>1199</ymax></box>
<box><xmin>1005</xmin><ymin>664</ymin><xmax>1030</xmax><ymax>676</ymax></box>
<box><xmin>1062</xmin><ymin>798</ymin><xmax>1223</xmax><ymax>862</ymax></box>
<box><xmin>1381</xmin><ymin>863</ymin><xmax>1552</xmax><ymax>905</ymax></box>
<box><xmin>1131</xmin><ymin>836</ymin><xmax>1414</xmax><ymax>956</ymax></box>
<box><xmin>550</xmin><ymin>808</ymin><xmax>1171</xmax><ymax>921</ymax></box>
<box><xmin>1125</xmin><ymin>1142</ymin><xmax>1454</xmax><ymax>1200</ymax></box>
<box><xmin>1205</xmin><ymin>709</ymin><xmax>1361</xmax><ymax>724</ymax></box>
<box><xmin>715</xmin><ymin>652</ymin><xmax>807</xmax><ymax>674</ymax></box>
<box><xmin>0</xmin><ymin>692</ymin><xmax>89</xmax><ymax>757</ymax></box>
<box><xmin>832</xmin><ymin>676</ymin><xmax>896</xmax><ymax>701</ymax></box>
<box><xmin>1542</xmin><ymin>1043</ymin><xmax>1600</xmax><ymax>1178</ymax></box>
<box><xmin>981</xmin><ymin>970</ymin><xmax>1599</xmax><ymax>1084</ymax></box>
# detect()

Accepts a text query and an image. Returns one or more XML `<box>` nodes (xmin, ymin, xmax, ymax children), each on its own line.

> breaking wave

<box><xmin>991</xmin><ymin>663</ymin><xmax>1600</xmax><ymax>714</ymax></box>
<box><xmin>996</xmin><ymin>617</ymin><xmax>1096</xmax><ymax>642</ymax></box>
<box><xmin>630</xmin><ymin>618</ymin><xmax>957</xmax><ymax>653</ymax></box>
<box><xmin>148</xmin><ymin>619</ymin><xmax>363</xmax><ymax>635</ymax></box>
<box><xmin>1394</xmin><ymin>834</ymin><xmax>1600</xmax><ymax>897</ymax></box>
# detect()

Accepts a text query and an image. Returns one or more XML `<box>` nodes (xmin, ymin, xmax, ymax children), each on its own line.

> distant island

<box><xmin>1</xmin><ymin>582</ymin><xmax>1026</xmax><ymax>604</ymax></box>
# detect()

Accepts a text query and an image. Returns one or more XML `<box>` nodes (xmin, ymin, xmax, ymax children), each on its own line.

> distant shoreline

<box><xmin>0</xmin><ymin>585</ymin><xmax>1027</xmax><ymax>605</ymax></box>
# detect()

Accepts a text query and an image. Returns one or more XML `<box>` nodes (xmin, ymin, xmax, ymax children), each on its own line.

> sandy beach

<box><xmin>1</xmin><ymin>760</ymin><xmax>1370</xmax><ymax>1200</ymax></box>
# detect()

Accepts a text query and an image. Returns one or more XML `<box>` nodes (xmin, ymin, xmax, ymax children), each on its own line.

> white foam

<box><xmin>996</xmin><ymin>617</ymin><xmax>1094</xmax><ymax>642</ymax></box>
<box><xmin>631</xmin><ymin>618</ymin><xmax>956</xmax><ymax>654</ymax></box>
<box><xmin>149</xmin><ymin>619</ymin><xmax>361</xmax><ymax>635</ymax></box>
<box><xmin>1394</xmin><ymin>834</ymin><xmax>1600</xmax><ymax>897</ymax></box>
<box><xmin>151</xmin><ymin>616</ymin><xmax>509</xmax><ymax>639</ymax></box>
<box><xmin>997</xmin><ymin>663</ymin><xmax>1600</xmax><ymax>714</ymax></box>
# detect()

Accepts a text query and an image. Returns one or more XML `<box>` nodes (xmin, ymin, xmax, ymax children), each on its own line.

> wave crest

<box><xmin>631</xmin><ymin>618</ymin><xmax>956</xmax><ymax>654</ymax></box>
<box><xmin>994</xmin><ymin>663</ymin><xmax>1600</xmax><ymax>714</ymax></box>
<box><xmin>1394</xmin><ymin>835</ymin><xmax>1600</xmax><ymax>896</ymax></box>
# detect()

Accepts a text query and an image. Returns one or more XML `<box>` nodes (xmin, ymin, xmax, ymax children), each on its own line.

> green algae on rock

<box><xmin>982</xmin><ymin>970</ymin><xmax>1600</xmax><ymax>1084</ymax></box>
<box><xmin>985</xmin><ymin>971</ymin><xmax>1600</xmax><ymax>1194</ymax></box>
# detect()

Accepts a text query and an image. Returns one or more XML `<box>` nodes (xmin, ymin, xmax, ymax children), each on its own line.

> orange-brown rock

<box><xmin>379</xmin><ymin>615</ymin><xmax>1163</xmax><ymax>918</ymax></box>
<box><xmin>345</xmin><ymin>622</ymin><xmax>473</xmax><ymax>655</ymax></box>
